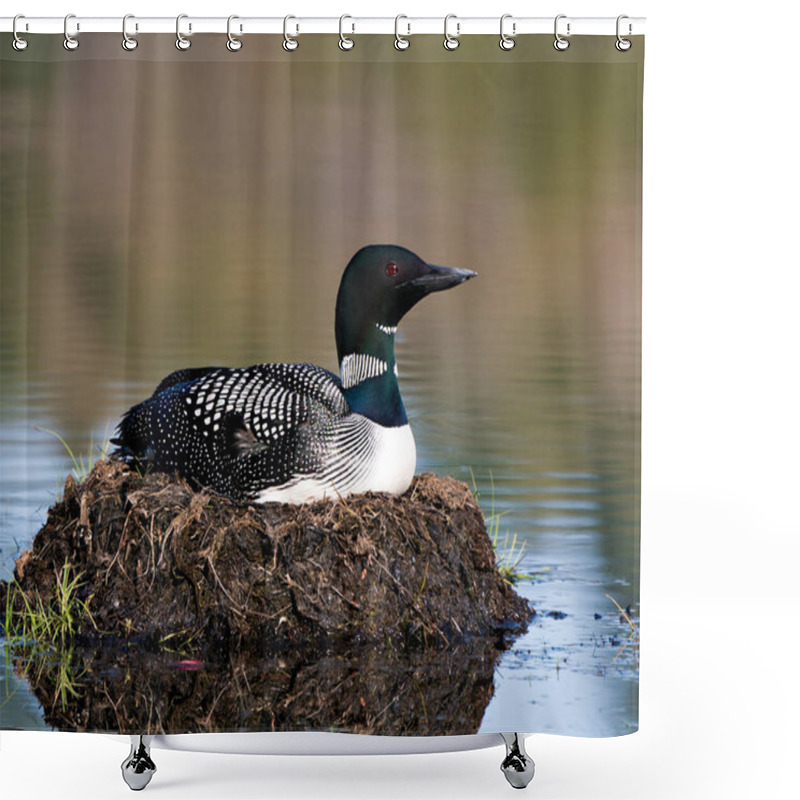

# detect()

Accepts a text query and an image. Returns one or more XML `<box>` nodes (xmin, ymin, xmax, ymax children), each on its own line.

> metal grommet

<box><xmin>227</xmin><ymin>15</ymin><xmax>243</xmax><ymax>51</ymax></box>
<box><xmin>63</xmin><ymin>13</ymin><xmax>79</xmax><ymax>51</ymax></box>
<box><xmin>616</xmin><ymin>15</ymin><xmax>632</xmax><ymax>51</ymax></box>
<box><xmin>499</xmin><ymin>14</ymin><xmax>515</xmax><ymax>51</ymax></box>
<box><xmin>553</xmin><ymin>14</ymin><xmax>570</xmax><ymax>51</ymax></box>
<box><xmin>339</xmin><ymin>14</ymin><xmax>354</xmax><ymax>50</ymax></box>
<box><xmin>443</xmin><ymin>14</ymin><xmax>460</xmax><ymax>51</ymax></box>
<box><xmin>122</xmin><ymin>14</ymin><xmax>138</xmax><ymax>51</ymax></box>
<box><xmin>12</xmin><ymin>15</ymin><xmax>28</xmax><ymax>51</ymax></box>
<box><xmin>176</xmin><ymin>13</ymin><xmax>191</xmax><ymax>51</ymax></box>
<box><xmin>394</xmin><ymin>15</ymin><xmax>410</xmax><ymax>50</ymax></box>
<box><xmin>283</xmin><ymin>15</ymin><xmax>299</xmax><ymax>51</ymax></box>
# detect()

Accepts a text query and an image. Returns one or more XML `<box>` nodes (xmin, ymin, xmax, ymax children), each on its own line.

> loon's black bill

<box><xmin>405</xmin><ymin>264</ymin><xmax>478</xmax><ymax>293</ymax></box>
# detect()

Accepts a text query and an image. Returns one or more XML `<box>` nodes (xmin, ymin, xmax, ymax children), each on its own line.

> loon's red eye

<box><xmin>386</xmin><ymin>262</ymin><xmax>398</xmax><ymax>277</ymax></box>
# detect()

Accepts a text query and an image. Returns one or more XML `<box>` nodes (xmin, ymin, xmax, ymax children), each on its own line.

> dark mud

<box><xmin>3</xmin><ymin>459</ymin><xmax>530</xmax><ymax>656</ymax></box>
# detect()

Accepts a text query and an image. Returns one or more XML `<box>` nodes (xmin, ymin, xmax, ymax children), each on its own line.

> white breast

<box><xmin>255</xmin><ymin>419</ymin><xmax>416</xmax><ymax>505</ymax></box>
<box><xmin>363</xmin><ymin>422</ymin><xmax>416</xmax><ymax>496</ymax></box>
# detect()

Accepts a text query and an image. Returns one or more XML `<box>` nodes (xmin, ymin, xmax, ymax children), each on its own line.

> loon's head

<box><xmin>335</xmin><ymin>245</ymin><xmax>476</xmax><ymax>361</ymax></box>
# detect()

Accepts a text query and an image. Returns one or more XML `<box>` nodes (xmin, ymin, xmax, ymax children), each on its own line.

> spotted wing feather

<box><xmin>113</xmin><ymin>363</ymin><xmax>351</xmax><ymax>499</ymax></box>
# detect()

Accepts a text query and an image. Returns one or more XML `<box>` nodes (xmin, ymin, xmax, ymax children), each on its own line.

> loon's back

<box><xmin>114</xmin><ymin>363</ymin><xmax>415</xmax><ymax>503</ymax></box>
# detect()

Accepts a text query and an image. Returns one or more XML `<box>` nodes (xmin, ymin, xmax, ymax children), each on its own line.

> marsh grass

<box><xmin>35</xmin><ymin>426</ymin><xmax>110</xmax><ymax>482</ymax></box>
<box><xmin>606</xmin><ymin>593</ymin><xmax>639</xmax><ymax>665</ymax></box>
<box><xmin>3</xmin><ymin>645</ymin><xmax>88</xmax><ymax>713</ymax></box>
<box><xmin>470</xmin><ymin>469</ymin><xmax>529</xmax><ymax>585</ymax></box>
<box><xmin>158</xmin><ymin>628</ymin><xmax>202</xmax><ymax>655</ymax></box>
<box><xmin>29</xmin><ymin>647</ymin><xmax>87</xmax><ymax>712</ymax></box>
<box><xmin>2</xmin><ymin>562</ymin><xmax>94</xmax><ymax>710</ymax></box>
<box><xmin>3</xmin><ymin>559</ymin><xmax>96</xmax><ymax>648</ymax></box>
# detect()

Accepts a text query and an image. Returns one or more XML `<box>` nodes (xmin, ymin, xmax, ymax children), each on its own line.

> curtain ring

<box><xmin>339</xmin><ymin>14</ymin><xmax>355</xmax><ymax>50</ymax></box>
<box><xmin>394</xmin><ymin>15</ymin><xmax>410</xmax><ymax>51</ymax></box>
<box><xmin>122</xmin><ymin>14</ymin><xmax>138</xmax><ymax>51</ymax></box>
<box><xmin>499</xmin><ymin>14</ymin><xmax>515</xmax><ymax>51</ymax></box>
<box><xmin>283</xmin><ymin>15</ymin><xmax>299</xmax><ymax>51</ymax></box>
<box><xmin>553</xmin><ymin>14</ymin><xmax>570</xmax><ymax>51</ymax></box>
<box><xmin>443</xmin><ymin>14</ymin><xmax>460</xmax><ymax>51</ymax></box>
<box><xmin>12</xmin><ymin>15</ymin><xmax>28</xmax><ymax>51</ymax></box>
<box><xmin>616</xmin><ymin>15</ymin><xmax>632</xmax><ymax>51</ymax></box>
<box><xmin>176</xmin><ymin>14</ymin><xmax>191</xmax><ymax>50</ymax></box>
<box><xmin>227</xmin><ymin>15</ymin><xmax>243</xmax><ymax>51</ymax></box>
<box><xmin>63</xmin><ymin>13</ymin><xmax>79</xmax><ymax>51</ymax></box>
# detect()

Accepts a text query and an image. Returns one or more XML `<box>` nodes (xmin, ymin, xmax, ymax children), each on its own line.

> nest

<box><xmin>4</xmin><ymin>459</ymin><xmax>531</xmax><ymax>657</ymax></box>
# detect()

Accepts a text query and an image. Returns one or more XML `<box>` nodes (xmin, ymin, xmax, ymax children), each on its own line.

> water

<box><xmin>1</xmin><ymin>35</ymin><xmax>641</xmax><ymax>736</ymax></box>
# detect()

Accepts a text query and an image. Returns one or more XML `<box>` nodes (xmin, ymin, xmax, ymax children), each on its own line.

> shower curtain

<box><xmin>1</xmin><ymin>28</ymin><xmax>643</xmax><ymax>740</ymax></box>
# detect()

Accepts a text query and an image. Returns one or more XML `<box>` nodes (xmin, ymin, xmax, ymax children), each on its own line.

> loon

<box><xmin>112</xmin><ymin>245</ymin><xmax>476</xmax><ymax>504</ymax></box>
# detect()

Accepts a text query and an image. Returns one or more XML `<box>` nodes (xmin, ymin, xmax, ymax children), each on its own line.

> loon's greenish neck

<box><xmin>338</xmin><ymin>323</ymin><xmax>407</xmax><ymax>427</ymax></box>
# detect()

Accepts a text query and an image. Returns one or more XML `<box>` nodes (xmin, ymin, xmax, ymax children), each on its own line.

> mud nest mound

<box><xmin>4</xmin><ymin>459</ymin><xmax>531</xmax><ymax>656</ymax></box>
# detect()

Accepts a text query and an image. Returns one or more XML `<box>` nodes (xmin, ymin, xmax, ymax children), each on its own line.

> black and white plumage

<box><xmin>112</xmin><ymin>245</ymin><xmax>476</xmax><ymax>504</ymax></box>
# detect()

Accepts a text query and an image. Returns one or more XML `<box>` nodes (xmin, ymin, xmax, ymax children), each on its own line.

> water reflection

<box><xmin>1</xmin><ymin>36</ymin><xmax>640</xmax><ymax>736</ymax></box>
<box><xmin>3</xmin><ymin>641</ymin><xmax>503</xmax><ymax>736</ymax></box>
